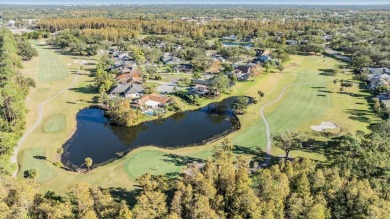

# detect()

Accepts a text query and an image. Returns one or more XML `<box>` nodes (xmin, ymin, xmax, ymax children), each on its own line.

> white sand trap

<box><xmin>73</xmin><ymin>60</ymin><xmax>80</xmax><ymax>63</ymax></box>
<box><xmin>311</xmin><ymin>122</ymin><xmax>337</xmax><ymax>131</ymax></box>
<box><xmin>80</xmin><ymin>60</ymin><xmax>88</xmax><ymax>65</ymax></box>
<box><xmin>67</xmin><ymin>63</ymin><xmax>72</xmax><ymax>66</ymax></box>
<box><xmin>38</xmin><ymin>41</ymin><xmax>46</xmax><ymax>45</ymax></box>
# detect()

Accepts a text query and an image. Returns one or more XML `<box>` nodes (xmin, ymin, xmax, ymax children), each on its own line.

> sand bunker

<box><xmin>311</xmin><ymin>122</ymin><xmax>337</xmax><ymax>131</ymax></box>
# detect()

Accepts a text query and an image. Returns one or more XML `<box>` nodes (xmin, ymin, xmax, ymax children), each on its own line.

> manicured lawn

<box><xmin>34</xmin><ymin>42</ymin><xmax>70</xmax><ymax>82</ymax></box>
<box><xmin>18</xmin><ymin>47</ymin><xmax>377</xmax><ymax>194</ymax></box>
<box><xmin>43</xmin><ymin>114</ymin><xmax>66</xmax><ymax>133</ymax></box>
<box><xmin>18</xmin><ymin>148</ymin><xmax>57</xmax><ymax>182</ymax></box>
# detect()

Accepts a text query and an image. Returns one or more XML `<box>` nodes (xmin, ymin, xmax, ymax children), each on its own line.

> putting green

<box><xmin>43</xmin><ymin>114</ymin><xmax>66</xmax><ymax>133</ymax></box>
<box><xmin>17</xmin><ymin>148</ymin><xmax>57</xmax><ymax>182</ymax></box>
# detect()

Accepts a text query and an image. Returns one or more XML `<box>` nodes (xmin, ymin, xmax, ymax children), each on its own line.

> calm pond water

<box><xmin>62</xmin><ymin>97</ymin><xmax>244</xmax><ymax>168</ymax></box>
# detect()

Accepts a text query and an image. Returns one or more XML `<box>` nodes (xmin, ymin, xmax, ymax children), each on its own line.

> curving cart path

<box><xmin>11</xmin><ymin>69</ymin><xmax>80</xmax><ymax>177</ymax></box>
<box><xmin>260</xmin><ymin>81</ymin><xmax>328</xmax><ymax>157</ymax></box>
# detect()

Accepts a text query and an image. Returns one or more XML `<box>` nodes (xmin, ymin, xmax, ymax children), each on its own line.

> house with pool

<box><xmin>132</xmin><ymin>94</ymin><xmax>171</xmax><ymax>115</ymax></box>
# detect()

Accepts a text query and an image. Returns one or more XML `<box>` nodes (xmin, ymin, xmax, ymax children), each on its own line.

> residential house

<box><xmin>222</xmin><ymin>35</ymin><xmax>237</xmax><ymax>41</ymax></box>
<box><xmin>300</xmin><ymin>40</ymin><xmax>310</xmax><ymax>44</ymax></box>
<box><xmin>116</xmin><ymin>70</ymin><xmax>143</xmax><ymax>85</ymax></box>
<box><xmin>133</xmin><ymin>94</ymin><xmax>171</xmax><ymax>109</ymax></box>
<box><xmin>234</xmin><ymin>64</ymin><xmax>256</xmax><ymax>74</ymax></box>
<box><xmin>110</xmin><ymin>84</ymin><xmax>144</xmax><ymax>98</ymax></box>
<box><xmin>233</xmin><ymin>64</ymin><xmax>257</xmax><ymax>81</ymax></box>
<box><xmin>8</xmin><ymin>20</ymin><xmax>16</xmax><ymax>28</ymax></box>
<box><xmin>192</xmin><ymin>79</ymin><xmax>211</xmax><ymax>86</ymax></box>
<box><xmin>367</xmin><ymin>73</ymin><xmax>390</xmax><ymax>90</ymax></box>
<box><xmin>255</xmin><ymin>49</ymin><xmax>272</xmax><ymax>57</ymax></box>
<box><xmin>286</xmin><ymin>40</ymin><xmax>298</xmax><ymax>45</ymax></box>
<box><xmin>369</xmin><ymin>67</ymin><xmax>390</xmax><ymax>75</ymax></box>
<box><xmin>108</xmin><ymin>61</ymin><xmax>124</xmax><ymax>70</ymax></box>
<box><xmin>322</xmin><ymin>35</ymin><xmax>333</xmax><ymax>41</ymax></box>
<box><xmin>381</xmin><ymin>99</ymin><xmax>390</xmax><ymax>108</ymax></box>
<box><xmin>242</xmin><ymin>35</ymin><xmax>253</xmax><ymax>43</ymax></box>
<box><xmin>229</xmin><ymin>69</ymin><xmax>244</xmax><ymax>78</ymax></box>
<box><xmin>161</xmin><ymin>54</ymin><xmax>181</xmax><ymax>65</ymax></box>
<box><xmin>118</xmin><ymin>53</ymin><xmax>133</xmax><ymax>61</ymax></box>
<box><xmin>174</xmin><ymin>64</ymin><xmax>193</xmax><ymax>73</ymax></box>
<box><xmin>258</xmin><ymin>55</ymin><xmax>272</xmax><ymax>63</ymax></box>
<box><xmin>156</xmin><ymin>42</ymin><xmax>166</xmax><ymax>48</ymax></box>
<box><xmin>124</xmin><ymin>84</ymin><xmax>144</xmax><ymax>98</ymax></box>
<box><xmin>188</xmin><ymin>84</ymin><xmax>209</xmax><ymax>96</ymax></box>
<box><xmin>212</xmin><ymin>55</ymin><xmax>226</xmax><ymax>62</ymax></box>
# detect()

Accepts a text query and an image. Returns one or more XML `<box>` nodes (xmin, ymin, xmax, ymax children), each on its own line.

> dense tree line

<box><xmin>1</xmin><ymin>127</ymin><xmax>389</xmax><ymax>218</ymax></box>
<box><xmin>38</xmin><ymin>17</ymin><xmax>332</xmax><ymax>41</ymax></box>
<box><xmin>0</xmin><ymin>29</ymin><xmax>35</xmax><ymax>175</ymax></box>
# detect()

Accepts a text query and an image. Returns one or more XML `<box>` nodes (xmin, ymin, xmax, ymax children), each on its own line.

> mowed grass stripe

<box><xmin>34</xmin><ymin>41</ymin><xmax>69</xmax><ymax>82</ymax></box>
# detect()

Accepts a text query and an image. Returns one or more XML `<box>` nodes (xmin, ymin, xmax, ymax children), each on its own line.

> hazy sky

<box><xmin>0</xmin><ymin>0</ymin><xmax>389</xmax><ymax>5</ymax></box>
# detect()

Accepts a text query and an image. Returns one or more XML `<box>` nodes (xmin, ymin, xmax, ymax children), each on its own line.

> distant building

<box><xmin>174</xmin><ymin>64</ymin><xmax>193</xmax><ymax>73</ymax></box>
<box><xmin>222</xmin><ymin>35</ymin><xmax>237</xmax><ymax>41</ymax></box>
<box><xmin>8</xmin><ymin>20</ymin><xmax>16</xmax><ymax>28</ymax></box>
<box><xmin>286</xmin><ymin>40</ymin><xmax>298</xmax><ymax>45</ymax></box>
<box><xmin>369</xmin><ymin>67</ymin><xmax>390</xmax><ymax>75</ymax></box>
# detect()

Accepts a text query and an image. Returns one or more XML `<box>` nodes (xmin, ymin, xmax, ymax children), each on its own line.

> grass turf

<box><xmin>18</xmin><ymin>50</ymin><xmax>377</xmax><ymax>194</ymax></box>
<box><xmin>43</xmin><ymin>114</ymin><xmax>66</xmax><ymax>133</ymax></box>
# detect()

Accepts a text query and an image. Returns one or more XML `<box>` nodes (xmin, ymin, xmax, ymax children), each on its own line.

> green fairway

<box><xmin>125</xmin><ymin>150</ymin><xmax>183</xmax><ymax>180</ymax></box>
<box><xmin>124</xmin><ymin>147</ymin><xmax>213</xmax><ymax>181</ymax></box>
<box><xmin>17</xmin><ymin>148</ymin><xmax>57</xmax><ymax>182</ymax></box>
<box><xmin>43</xmin><ymin>114</ymin><xmax>66</xmax><ymax>132</ymax></box>
<box><xmin>33</xmin><ymin>42</ymin><xmax>70</xmax><ymax>82</ymax></box>
<box><xmin>232</xmin><ymin>55</ymin><xmax>376</xmax><ymax>158</ymax></box>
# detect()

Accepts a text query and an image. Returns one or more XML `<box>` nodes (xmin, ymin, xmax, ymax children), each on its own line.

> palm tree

<box><xmin>25</xmin><ymin>169</ymin><xmax>39</xmax><ymax>181</ymax></box>
<box><xmin>258</xmin><ymin>90</ymin><xmax>265</xmax><ymax>102</ymax></box>
<box><xmin>56</xmin><ymin>147</ymin><xmax>64</xmax><ymax>162</ymax></box>
<box><xmin>85</xmin><ymin>157</ymin><xmax>93</xmax><ymax>173</ymax></box>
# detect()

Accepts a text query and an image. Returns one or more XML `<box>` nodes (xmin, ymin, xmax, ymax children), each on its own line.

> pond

<box><xmin>222</xmin><ymin>41</ymin><xmax>252</xmax><ymax>48</ymax></box>
<box><xmin>62</xmin><ymin>97</ymin><xmax>248</xmax><ymax>169</ymax></box>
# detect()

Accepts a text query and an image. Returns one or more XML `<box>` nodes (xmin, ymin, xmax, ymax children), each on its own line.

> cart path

<box><xmin>260</xmin><ymin>80</ymin><xmax>329</xmax><ymax>157</ymax></box>
<box><xmin>11</xmin><ymin>70</ymin><xmax>80</xmax><ymax>177</ymax></box>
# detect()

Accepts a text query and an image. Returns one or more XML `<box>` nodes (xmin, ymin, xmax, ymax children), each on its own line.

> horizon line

<box><xmin>1</xmin><ymin>3</ymin><xmax>390</xmax><ymax>6</ymax></box>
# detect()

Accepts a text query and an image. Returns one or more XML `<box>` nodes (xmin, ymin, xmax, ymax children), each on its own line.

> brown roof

<box><xmin>116</xmin><ymin>70</ymin><xmax>143</xmax><ymax>80</ymax></box>
<box><xmin>137</xmin><ymin>94</ymin><xmax>170</xmax><ymax>106</ymax></box>
<box><xmin>262</xmin><ymin>50</ymin><xmax>272</xmax><ymax>56</ymax></box>
<box><xmin>117</xmin><ymin>77</ymin><xmax>133</xmax><ymax>85</ymax></box>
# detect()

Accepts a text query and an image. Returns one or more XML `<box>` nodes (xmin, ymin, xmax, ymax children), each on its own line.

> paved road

<box><xmin>11</xmin><ymin>69</ymin><xmax>81</xmax><ymax>177</ymax></box>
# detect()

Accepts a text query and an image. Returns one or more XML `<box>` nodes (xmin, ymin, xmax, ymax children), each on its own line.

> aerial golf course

<box><xmin>17</xmin><ymin>41</ymin><xmax>377</xmax><ymax>194</ymax></box>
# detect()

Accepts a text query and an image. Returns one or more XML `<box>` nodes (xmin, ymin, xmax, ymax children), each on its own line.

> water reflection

<box><xmin>62</xmin><ymin>97</ymin><xmax>247</xmax><ymax>168</ymax></box>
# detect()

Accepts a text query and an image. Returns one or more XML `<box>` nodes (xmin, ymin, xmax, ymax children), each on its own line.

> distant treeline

<box><xmin>38</xmin><ymin>18</ymin><xmax>334</xmax><ymax>40</ymax></box>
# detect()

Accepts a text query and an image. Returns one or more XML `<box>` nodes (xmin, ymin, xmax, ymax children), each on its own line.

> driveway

<box><xmin>152</xmin><ymin>81</ymin><xmax>178</xmax><ymax>93</ymax></box>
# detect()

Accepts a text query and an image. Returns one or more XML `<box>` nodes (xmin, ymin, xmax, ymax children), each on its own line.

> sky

<box><xmin>0</xmin><ymin>0</ymin><xmax>389</xmax><ymax>5</ymax></box>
